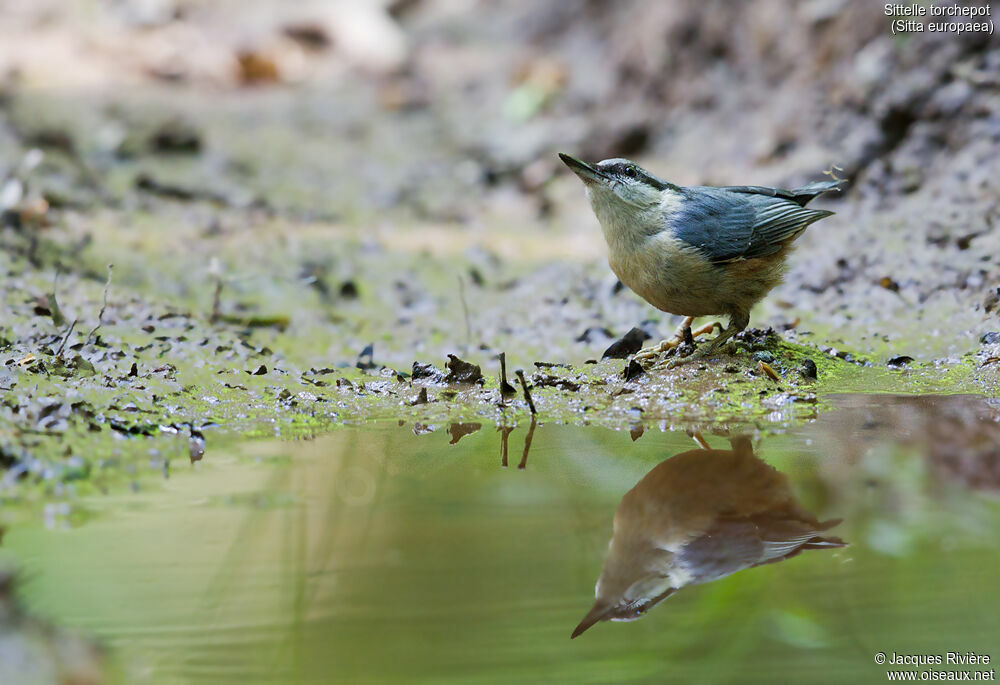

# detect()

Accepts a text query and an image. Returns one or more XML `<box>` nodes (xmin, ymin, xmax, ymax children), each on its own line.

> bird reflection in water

<box><xmin>572</xmin><ymin>436</ymin><xmax>846</xmax><ymax>638</ymax></box>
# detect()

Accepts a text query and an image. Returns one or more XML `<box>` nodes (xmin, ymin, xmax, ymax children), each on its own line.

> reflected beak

<box><xmin>571</xmin><ymin>601</ymin><xmax>612</xmax><ymax>639</ymax></box>
<box><xmin>559</xmin><ymin>153</ymin><xmax>607</xmax><ymax>185</ymax></box>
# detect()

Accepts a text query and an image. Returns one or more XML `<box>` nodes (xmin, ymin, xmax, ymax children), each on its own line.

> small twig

<box><xmin>208</xmin><ymin>257</ymin><xmax>224</xmax><ymax>323</ymax></box>
<box><xmin>823</xmin><ymin>164</ymin><xmax>846</xmax><ymax>183</ymax></box>
<box><xmin>47</xmin><ymin>266</ymin><xmax>67</xmax><ymax>327</ymax></box>
<box><xmin>210</xmin><ymin>279</ymin><xmax>223</xmax><ymax>323</ymax></box>
<box><xmin>457</xmin><ymin>275</ymin><xmax>472</xmax><ymax>350</ymax></box>
<box><xmin>498</xmin><ymin>425</ymin><xmax>513</xmax><ymax>467</ymax></box>
<box><xmin>514</xmin><ymin>369</ymin><xmax>536</xmax><ymax>415</ymax></box>
<box><xmin>498</xmin><ymin>352</ymin><xmax>517</xmax><ymax>401</ymax></box>
<box><xmin>135</xmin><ymin>173</ymin><xmax>229</xmax><ymax>205</ymax></box>
<box><xmin>518</xmin><ymin>415</ymin><xmax>536</xmax><ymax>470</ymax></box>
<box><xmin>85</xmin><ymin>264</ymin><xmax>113</xmax><ymax>344</ymax></box>
<box><xmin>55</xmin><ymin>319</ymin><xmax>77</xmax><ymax>356</ymax></box>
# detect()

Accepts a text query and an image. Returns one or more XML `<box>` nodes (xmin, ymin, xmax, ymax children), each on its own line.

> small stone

<box><xmin>752</xmin><ymin>350</ymin><xmax>775</xmax><ymax>364</ymax></box>
<box><xmin>621</xmin><ymin>359</ymin><xmax>645</xmax><ymax>381</ymax></box>
<box><xmin>339</xmin><ymin>280</ymin><xmax>359</xmax><ymax>299</ymax></box>
<box><xmin>800</xmin><ymin>359</ymin><xmax>818</xmax><ymax>380</ymax></box>
<box><xmin>602</xmin><ymin>327</ymin><xmax>650</xmax><ymax>359</ymax></box>
<box><xmin>443</xmin><ymin>355</ymin><xmax>483</xmax><ymax>385</ymax></box>
<box><xmin>981</xmin><ymin>332</ymin><xmax>1000</xmax><ymax>345</ymax></box>
<box><xmin>356</xmin><ymin>344</ymin><xmax>376</xmax><ymax>371</ymax></box>
<box><xmin>411</xmin><ymin>361</ymin><xmax>442</xmax><ymax>381</ymax></box>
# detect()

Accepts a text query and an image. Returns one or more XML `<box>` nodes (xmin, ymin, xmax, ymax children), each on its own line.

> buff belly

<box><xmin>607</xmin><ymin>236</ymin><xmax>788</xmax><ymax>318</ymax></box>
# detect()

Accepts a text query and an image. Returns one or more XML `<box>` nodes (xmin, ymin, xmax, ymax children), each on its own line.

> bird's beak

<box><xmin>571</xmin><ymin>601</ymin><xmax>612</xmax><ymax>639</ymax></box>
<box><xmin>559</xmin><ymin>153</ymin><xmax>606</xmax><ymax>185</ymax></box>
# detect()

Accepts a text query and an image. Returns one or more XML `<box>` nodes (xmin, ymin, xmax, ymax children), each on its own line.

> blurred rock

<box><xmin>149</xmin><ymin>118</ymin><xmax>202</xmax><ymax>154</ymax></box>
<box><xmin>282</xmin><ymin>22</ymin><xmax>332</xmax><ymax>51</ymax></box>
<box><xmin>324</xmin><ymin>2</ymin><xmax>408</xmax><ymax>74</ymax></box>
<box><xmin>0</xmin><ymin>572</ymin><xmax>107</xmax><ymax>685</ymax></box>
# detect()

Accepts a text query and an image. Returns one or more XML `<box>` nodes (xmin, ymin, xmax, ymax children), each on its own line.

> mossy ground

<box><xmin>1</xmin><ymin>58</ymin><xmax>997</xmax><ymax>508</ymax></box>
<box><xmin>2</xmin><ymin>201</ymin><xmax>990</xmax><ymax>510</ymax></box>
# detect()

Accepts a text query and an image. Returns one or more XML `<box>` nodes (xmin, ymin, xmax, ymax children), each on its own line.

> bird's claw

<box><xmin>634</xmin><ymin>339</ymin><xmax>679</xmax><ymax>363</ymax></box>
<box><xmin>637</xmin><ymin>320</ymin><xmax>723</xmax><ymax>368</ymax></box>
<box><xmin>634</xmin><ymin>317</ymin><xmax>698</xmax><ymax>365</ymax></box>
<box><xmin>661</xmin><ymin>349</ymin><xmax>700</xmax><ymax>370</ymax></box>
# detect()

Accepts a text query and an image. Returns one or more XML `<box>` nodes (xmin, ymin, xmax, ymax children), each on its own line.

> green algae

<box><xmin>2</xmin><ymin>88</ymin><xmax>996</xmax><ymax>507</ymax></box>
<box><xmin>2</xmin><ymin>197</ymin><xmax>992</xmax><ymax>507</ymax></box>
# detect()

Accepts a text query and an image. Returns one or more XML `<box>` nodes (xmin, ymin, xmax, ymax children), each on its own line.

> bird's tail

<box><xmin>801</xmin><ymin>536</ymin><xmax>847</xmax><ymax>549</ymax></box>
<box><xmin>721</xmin><ymin>179</ymin><xmax>847</xmax><ymax>207</ymax></box>
<box><xmin>787</xmin><ymin>180</ymin><xmax>847</xmax><ymax>207</ymax></box>
<box><xmin>802</xmin><ymin>518</ymin><xmax>848</xmax><ymax>549</ymax></box>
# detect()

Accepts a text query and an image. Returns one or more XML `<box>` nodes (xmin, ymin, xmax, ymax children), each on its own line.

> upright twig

<box><xmin>210</xmin><ymin>279</ymin><xmax>223</xmax><ymax>323</ymax></box>
<box><xmin>208</xmin><ymin>257</ymin><xmax>224</xmax><ymax>323</ymax></box>
<box><xmin>55</xmin><ymin>319</ymin><xmax>77</xmax><ymax>356</ymax></box>
<box><xmin>498</xmin><ymin>352</ymin><xmax>517</xmax><ymax>404</ymax></box>
<box><xmin>85</xmin><ymin>264</ymin><xmax>113</xmax><ymax>345</ymax></box>
<box><xmin>498</xmin><ymin>425</ymin><xmax>513</xmax><ymax>467</ymax></box>
<box><xmin>47</xmin><ymin>266</ymin><xmax>67</xmax><ymax>327</ymax></box>
<box><xmin>514</xmin><ymin>369</ymin><xmax>536</xmax><ymax>415</ymax></box>
<box><xmin>518</xmin><ymin>416</ymin><xmax>536</xmax><ymax>470</ymax></box>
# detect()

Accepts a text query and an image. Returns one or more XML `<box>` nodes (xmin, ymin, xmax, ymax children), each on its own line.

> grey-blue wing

<box><xmin>677</xmin><ymin>520</ymin><xmax>764</xmax><ymax>584</ymax></box>
<box><xmin>674</xmin><ymin>187</ymin><xmax>833</xmax><ymax>264</ymax></box>
<box><xmin>678</xmin><ymin>517</ymin><xmax>842</xmax><ymax>585</ymax></box>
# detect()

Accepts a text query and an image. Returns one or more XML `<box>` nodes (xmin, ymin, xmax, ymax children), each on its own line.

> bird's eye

<box><xmin>623</xmin><ymin>166</ymin><xmax>637</xmax><ymax>178</ymax></box>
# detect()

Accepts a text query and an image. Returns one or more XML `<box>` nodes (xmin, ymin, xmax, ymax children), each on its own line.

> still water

<box><xmin>3</xmin><ymin>395</ymin><xmax>1000</xmax><ymax>683</ymax></box>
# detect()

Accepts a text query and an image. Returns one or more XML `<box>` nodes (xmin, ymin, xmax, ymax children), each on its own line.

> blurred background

<box><xmin>1</xmin><ymin>0</ymin><xmax>998</xmax><ymax>370</ymax></box>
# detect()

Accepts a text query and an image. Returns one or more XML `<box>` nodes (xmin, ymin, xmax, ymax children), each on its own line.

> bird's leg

<box><xmin>636</xmin><ymin>318</ymin><xmax>724</xmax><ymax>365</ymax></box>
<box><xmin>688</xmin><ymin>430</ymin><xmax>710</xmax><ymax>450</ymax></box>
<box><xmin>697</xmin><ymin>316</ymin><xmax>745</xmax><ymax>356</ymax></box>
<box><xmin>663</xmin><ymin>312</ymin><xmax>749</xmax><ymax>369</ymax></box>
<box><xmin>689</xmin><ymin>321</ymin><xmax>724</xmax><ymax>343</ymax></box>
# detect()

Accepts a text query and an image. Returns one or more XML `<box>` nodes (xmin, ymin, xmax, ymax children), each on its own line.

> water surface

<box><xmin>3</xmin><ymin>395</ymin><xmax>999</xmax><ymax>683</ymax></box>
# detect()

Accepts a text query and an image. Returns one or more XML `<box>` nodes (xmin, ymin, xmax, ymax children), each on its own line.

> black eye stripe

<box><xmin>596</xmin><ymin>160</ymin><xmax>674</xmax><ymax>191</ymax></box>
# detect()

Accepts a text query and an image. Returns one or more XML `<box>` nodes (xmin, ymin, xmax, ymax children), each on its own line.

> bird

<box><xmin>559</xmin><ymin>153</ymin><xmax>844</xmax><ymax>365</ymax></box>
<box><xmin>571</xmin><ymin>436</ymin><xmax>846</xmax><ymax>638</ymax></box>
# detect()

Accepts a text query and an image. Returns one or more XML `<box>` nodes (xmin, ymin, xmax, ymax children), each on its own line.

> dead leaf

<box><xmin>444</xmin><ymin>354</ymin><xmax>483</xmax><ymax>384</ymax></box>
<box><xmin>603</xmin><ymin>327</ymin><xmax>650</xmax><ymax>359</ymax></box>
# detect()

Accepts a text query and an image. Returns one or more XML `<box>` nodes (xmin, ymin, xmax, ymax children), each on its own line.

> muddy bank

<box><xmin>1</xmin><ymin>0</ymin><xmax>998</xmax><ymax>502</ymax></box>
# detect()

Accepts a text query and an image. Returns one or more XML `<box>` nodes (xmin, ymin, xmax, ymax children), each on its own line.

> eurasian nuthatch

<box><xmin>571</xmin><ymin>436</ymin><xmax>845</xmax><ymax>638</ymax></box>
<box><xmin>559</xmin><ymin>154</ymin><xmax>843</xmax><ymax>364</ymax></box>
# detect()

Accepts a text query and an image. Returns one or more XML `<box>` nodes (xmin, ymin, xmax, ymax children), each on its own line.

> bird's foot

<box><xmin>634</xmin><ymin>317</ymin><xmax>693</xmax><ymax>363</ymax></box>
<box><xmin>635</xmin><ymin>319</ymin><xmax>720</xmax><ymax>366</ymax></box>
<box><xmin>662</xmin><ymin>346</ymin><xmax>708</xmax><ymax>369</ymax></box>
<box><xmin>650</xmin><ymin>322</ymin><xmax>724</xmax><ymax>368</ymax></box>
<box><xmin>659</xmin><ymin>324</ymin><xmax>733</xmax><ymax>370</ymax></box>
<box><xmin>634</xmin><ymin>338</ymin><xmax>680</xmax><ymax>363</ymax></box>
